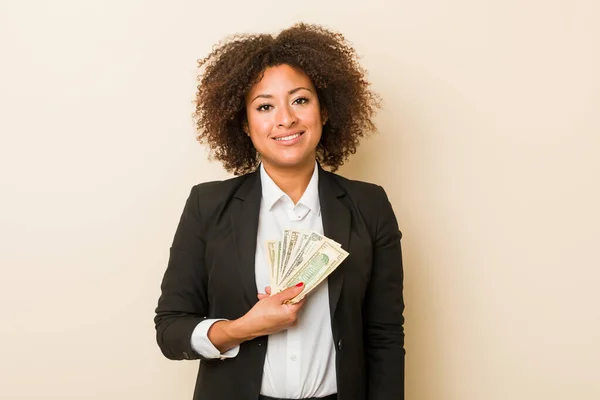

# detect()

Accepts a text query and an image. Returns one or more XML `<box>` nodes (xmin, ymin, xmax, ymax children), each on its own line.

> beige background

<box><xmin>1</xmin><ymin>0</ymin><xmax>599</xmax><ymax>399</ymax></box>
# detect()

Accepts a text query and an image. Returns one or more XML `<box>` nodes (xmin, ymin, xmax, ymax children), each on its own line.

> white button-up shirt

<box><xmin>191</xmin><ymin>162</ymin><xmax>337</xmax><ymax>398</ymax></box>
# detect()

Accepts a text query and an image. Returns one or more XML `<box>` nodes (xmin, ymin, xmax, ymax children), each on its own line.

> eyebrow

<box><xmin>250</xmin><ymin>87</ymin><xmax>312</xmax><ymax>104</ymax></box>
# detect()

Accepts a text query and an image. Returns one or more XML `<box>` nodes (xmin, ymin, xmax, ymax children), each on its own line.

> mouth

<box><xmin>272</xmin><ymin>131</ymin><xmax>304</xmax><ymax>142</ymax></box>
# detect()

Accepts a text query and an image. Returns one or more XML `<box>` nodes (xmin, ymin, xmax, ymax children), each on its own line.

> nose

<box><xmin>276</xmin><ymin>104</ymin><xmax>297</xmax><ymax>128</ymax></box>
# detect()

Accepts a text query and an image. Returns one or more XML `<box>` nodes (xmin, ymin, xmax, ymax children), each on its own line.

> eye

<box><xmin>257</xmin><ymin>103</ymin><xmax>273</xmax><ymax>112</ymax></box>
<box><xmin>293</xmin><ymin>97</ymin><xmax>309</xmax><ymax>105</ymax></box>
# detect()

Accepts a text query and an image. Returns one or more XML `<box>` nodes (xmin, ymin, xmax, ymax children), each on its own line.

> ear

<box><xmin>242</xmin><ymin>120</ymin><xmax>250</xmax><ymax>136</ymax></box>
<box><xmin>321</xmin><ymin>108</ymin><xmax>329</xmax><ymax>126</ymax></box>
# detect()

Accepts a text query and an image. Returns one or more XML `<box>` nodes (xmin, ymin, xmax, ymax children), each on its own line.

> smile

<box><xmin>274</xmin><ymin>132</ymin><xmax>304</xmax><ymax>141</ymax></box>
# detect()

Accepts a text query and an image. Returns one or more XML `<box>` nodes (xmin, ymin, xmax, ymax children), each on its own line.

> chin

<box><xmin>266</xmin><ymin>155</ymin><xmax>314</xmax><ymax>169</ymax></box>
<box><xmin>277</xmin><ymin>160</ymin><xmax>307</xmax><ymax>168</ymax></box>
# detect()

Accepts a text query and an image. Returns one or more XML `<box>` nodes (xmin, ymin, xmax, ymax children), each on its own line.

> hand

<box><xmin>256</xmin><ymin>285</ymin><xmax>272</xmax><ymax>300</ymax></box>
<box><xmin>233</xmin><ymin>283</ymin><xmax>307</xmax><ymax>340</ymax></box>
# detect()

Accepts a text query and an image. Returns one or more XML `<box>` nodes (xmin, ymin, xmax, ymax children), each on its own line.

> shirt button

<box><xmin>337</xmin><ymin>339</ymin><xmax>343</xmax><ymax>351</ymax></box>
<box><xmin>290</xmin><ymin>354</ymin><xmax>297</xmax><ymax>361</ymax></box>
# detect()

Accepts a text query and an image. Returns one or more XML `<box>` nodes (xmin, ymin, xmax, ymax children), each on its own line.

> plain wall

<box><xmin>1</xmin><ymin>0</ymin><xmax>598</xmax><ymax>399</ymax></box>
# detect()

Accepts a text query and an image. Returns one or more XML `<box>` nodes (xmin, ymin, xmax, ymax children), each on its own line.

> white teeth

<box><xmin>275</xmin><ymin>133</ymin><xmax>301</xmax><ymax>141</ymax></box>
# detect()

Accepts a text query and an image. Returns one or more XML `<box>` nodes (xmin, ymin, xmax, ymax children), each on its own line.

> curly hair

<box><xmin>194</xmin><ymin>23</ymin><xmax>380</xmax><ymax>175</ymax></box>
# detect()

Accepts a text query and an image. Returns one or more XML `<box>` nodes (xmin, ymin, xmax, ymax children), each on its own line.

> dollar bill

<box><xmin>290</xmin><ymin>246</ymin><xmax>346</xmax><ymax>303</ymax></box>
<box><xmin>266</xmin><ymin>229</ymin><xmax>349</xmax><ymax>299</ymax></box>
<box><xmin>266</xmin><ymin>240</ymin><xmax>277</xmax><ymax>288</ymax></box>
<box><xmin>286</xmin><ymin>230</ymin><xmax>310</xmax><ymax>271</ymax></box>
<box><xmin>280</xmin><ymin>240</ymin><xmax>348</xmax><ymax>302</ymax></box>
<box><xmin>278</xmin><ymin>231</ymin><xmax>324</xmax><ymax>285</ymax></box>
<box><xmin>281</xmin><ymin>229</ymin><xmax>300</xmax><ymax>279</ymax></box>
<box><xmin>279</xmin><ymin>230</ymin><xmax>291</xmax><ymax>284</ymax></box>
<box><xmin>274</xmin><ymin>240</ymin><xmax>283</xmax><ymax>292</ymax></box>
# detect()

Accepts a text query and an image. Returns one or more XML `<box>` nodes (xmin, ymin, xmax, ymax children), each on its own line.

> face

<box><xmin>245</xmin><ymin>64</ymin><xmax>325</xmax><ymax>172</ymax></box>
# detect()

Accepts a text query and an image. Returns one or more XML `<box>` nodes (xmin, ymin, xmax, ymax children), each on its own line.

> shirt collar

<box><xmin>259</xmin><ymin>162</ymin><xmax>321</xmax><ymax>216</ymax></box>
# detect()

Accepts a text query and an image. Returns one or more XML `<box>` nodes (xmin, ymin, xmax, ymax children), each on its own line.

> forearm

<box><xmin>155</xmin><ymin>312</ymin><xmax>205</xmax><ymax>360</ymax></box>
<box><xmin>366</xmin><ymin>323</ymin><xmax>405</xmax><ymax>400</ymax></box>
<box><xmin>366</xmin><ymin>353</ymin><xmax>405</xmax><ymax>400</ymax></box>
<box><xmin>206</xmin><ymin>287</ymin><xmax>305</xmax><ymax>353</ymax></box>
<box><xmin>207</xmin><ymin>319</ymin><xmax>255</xmax><ymax>353</ymax></box>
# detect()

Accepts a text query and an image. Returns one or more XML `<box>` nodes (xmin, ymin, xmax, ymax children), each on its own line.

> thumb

<box><xmin>274</xmin><ymin>282</ymin><xmax>304</xmax><ymax>301</ymax></box>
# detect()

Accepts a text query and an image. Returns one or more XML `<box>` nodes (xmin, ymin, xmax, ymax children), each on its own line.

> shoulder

<box><xmin>323</xmin><ymin>170</ymin><xmax>399</xmax><ymax>235</ymax></box>
<box><xmin>191</xmin><ymin>174</ymin><xmax>249</xmax><ymax>197</ymax></box>
<box><xmin>325</xmin><ymin>171</ymin><xmax>402</xmax><ymax>243</ymax></box>
<box><xmin>324</xmin><ymin>170</ymin><xmax>388</xmax><ymax>204</ymax></box>
<box><xmin>186</xmin><ymin>171</ymin><xmax>256</xmax><ymax>214</ymax></box>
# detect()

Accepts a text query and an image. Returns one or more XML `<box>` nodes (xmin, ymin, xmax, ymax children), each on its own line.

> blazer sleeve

<box><xmin>364</xmin><ymin>186</ymin><xmax>406</xmax><ymax>400</ymax></box>
<box><xmin>154</xmin><ymin>185</ymin><xmax>211</xmax><ymax>361</ymax></box>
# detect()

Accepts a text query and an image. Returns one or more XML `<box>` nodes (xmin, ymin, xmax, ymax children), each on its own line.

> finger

<box><xmin>294</xmin><ymin>297</ymin><xmax>307</xmax><ymax>308</ymax></box>
<box><xmin>274</xmin><ymin>282</ymin><xmax>304</xmax><ymax>301</ymax></box>
<box><xmin>286</xmin><ymin>296</ymin><xmax>307</xmax><ymax>309</ymax></box>
<box><xmin>265</xmin><ymin>286</ymin><xmax>272</xmax><ymax>295</ymax></box>
<box><xmin>257</xmin><ymin>293</ymin><xmax>269</xmax><ymax>300</ymax></box>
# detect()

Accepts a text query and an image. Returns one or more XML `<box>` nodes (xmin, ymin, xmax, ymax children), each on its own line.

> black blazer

<box><xmin>155</xmin><ymin>166</ymin><xmax>405</xmax><ymax>400</ymax></box>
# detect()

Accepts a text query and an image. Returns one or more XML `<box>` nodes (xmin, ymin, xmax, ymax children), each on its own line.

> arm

<box><xmin>364</xmin><ymin>186</ymin><xmax>405</xmax><ymax>400</ymax></box>
<box><xmin>206</xmin><ymin>284</ymin><xmax>307</xmax><ymax>350</ymax></box>
<box><xmin>154</xmin><ymin>187</ymin><xmax>306</xmax><ymax>361</ymax></box>
<box><xmin>154</xmin><ymin>185</ymin><xmax>212</xmax><ymax>361</ymax></box>
<box><xmin>190</xmin><ymin>319</ymin><xmax>242</xmax><ymax>359</ymax></box>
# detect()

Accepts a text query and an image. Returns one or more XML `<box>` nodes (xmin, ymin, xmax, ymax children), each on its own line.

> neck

<box><xmin>263</xmin><ymin>160</ymin><xmax>316</xmax><ymax>204</ymax></box>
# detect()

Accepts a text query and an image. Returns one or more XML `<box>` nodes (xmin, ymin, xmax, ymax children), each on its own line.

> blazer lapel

<box><xmin>230</xmin><ymin>170</ymin><xmax>262</xmax><ymax>308</ymax></box>
<box><xmin>318</xmin><ymin>166</ymin><xmax>350</xmax><ymax>318</ymax></box>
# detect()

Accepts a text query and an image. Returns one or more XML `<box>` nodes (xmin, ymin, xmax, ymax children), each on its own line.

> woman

<box><xmin>155</xmin><ymin>23</ymin><xmax>405</xmax><ymax>400</ymax></box>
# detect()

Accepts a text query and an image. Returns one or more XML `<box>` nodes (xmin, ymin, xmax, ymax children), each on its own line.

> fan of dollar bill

<box><xmin>266</xmin><ymin>229</ymin><xmax>349</xmax><ymax>304</ymax></box>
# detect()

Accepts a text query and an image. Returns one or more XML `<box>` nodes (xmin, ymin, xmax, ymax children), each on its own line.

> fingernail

<box><xmin>296</xmin><ymin>282</ymin><xmax>304</xmax><ymax>287</ymax></box>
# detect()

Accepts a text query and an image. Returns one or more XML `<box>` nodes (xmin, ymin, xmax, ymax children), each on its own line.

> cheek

<box><xmin>247</xmin><ymin>121</ymin><xmax>273</xmax><ymax>152</ymax></box>
<box><xmin>312</xmin><ymin>129</ymin><xmax>323</xmax><ymax>145</ymax></box>
<box><xmin>248</xmin><ymin>116</ymin><xmax>273</xmax><ymax>137</ymax></box>
<box><xmin>301</xmin><ymin>106</ymin><xmax>323</xmax><ymax>128</ymax></box>
<box><xmin>306</xmin><ymin>115</ymin><xmax>323</xmax><ymax>138</ymax></box>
